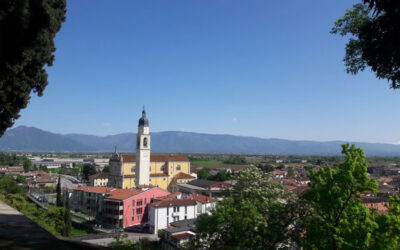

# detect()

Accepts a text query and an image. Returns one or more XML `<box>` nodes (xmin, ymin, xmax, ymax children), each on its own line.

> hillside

<box><xmin>1</xmin><ymin>126</ymin><xmax>400</xmax><ymax>156</ymax></box>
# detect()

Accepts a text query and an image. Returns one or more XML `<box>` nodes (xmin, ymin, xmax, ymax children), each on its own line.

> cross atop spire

<box><xmin>142</xmin><ymin>106</ymin><xmax>146</xmax><ymax>117</ymax></box>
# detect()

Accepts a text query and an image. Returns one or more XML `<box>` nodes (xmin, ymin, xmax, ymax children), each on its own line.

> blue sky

<box><xmin>12</xmin><ymin>0</ymin><xmax>400</xmax><ymax>143</ymax></box>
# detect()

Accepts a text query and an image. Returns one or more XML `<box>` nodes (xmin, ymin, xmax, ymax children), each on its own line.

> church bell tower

<box><xmin>135</xmin><ymin>107</ymin><xmax>151</xmax><ymax>186</ymax></box>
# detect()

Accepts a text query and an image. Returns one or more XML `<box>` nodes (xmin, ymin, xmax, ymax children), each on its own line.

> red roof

<box><xmin>151</xmin><ymin>199</ymin><xmax>197</xmax><ymax>207</ymax></box>
<box><xmin>106</xmin><ymin>189</ymin><xmax>143</xmax><ymax>200</ymax></box>
<box><xmin>89</xmin><ymin>172</ymin><xmax>109</xmax><ymax>179</ymax></box>
<box><xmin>155</xmin><ymin>192</ymin><xmax>181</xmax><ymax>201</ymax></box>
<box><xmin>74</xmin><ymin>186</ymin><xmax>115</xmax><ymax>194</ymax></box>
<box><xmin>175</xmin><ymin>172</ymin><xmax>195</xmax><ymax>179</ymax></box>
<box><xmin>172</xmin><ymin>232</ymin><xmax>193</xmax><ymax>240</ymax></box>
<box><xmin>122</xmin><ymin>154</ymin><xmax>189</xmax><ymax>162</ymax></box>
<box><xmin>35</xmin><ymin>175</ymin><xmax>57</xmax><ymax>183</ymax></box>
<box><xmin>124</xmin><ymin>174</ymin><xmax>135</xmax><ymax>178</ymax></box>
<box><xmin>188</xmin><ymin>193</ymin><xmax>215</xmax><ymax>203</ymax></box>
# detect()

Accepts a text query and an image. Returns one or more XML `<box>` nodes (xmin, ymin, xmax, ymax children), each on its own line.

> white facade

<box><xmin>196</xmin><ymin>201</ymin><xmax>216</xmax><ymax>215</ymax></box>
<box><xmin>149</xmin><ymin>202</ymin><xmax>197</xmax><ymax>233</ymax></box>
<box><xmin>135</xmin><ymin>109</ymin><xmax>151</xmax><ymax>186</ymax></box>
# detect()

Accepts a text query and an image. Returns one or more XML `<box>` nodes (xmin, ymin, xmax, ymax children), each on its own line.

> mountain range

<box><xmin>1</xmin><ymin>126</ymin><xmax>400</xmax><ymax>156</ymax></box>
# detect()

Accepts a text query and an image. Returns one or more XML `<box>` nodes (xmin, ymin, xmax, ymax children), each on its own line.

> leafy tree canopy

<box><xmin>332</xmin><ymin>0</ymin><xmax>400</xmax><ymax>88</ymax></box>
<box><xmin>0</xmin><ymin>0</ymin><xmax>66</xmax><ymax>136</ymax></box>
<box><xmin>191</xmin><ymin>168</ymin><xmax>308</xmax><ymax>249</ymax></box>
<box><xmin>302</xmin><ymin>144</ymin><xmax>400</xmax><ymax>249</ymax></box>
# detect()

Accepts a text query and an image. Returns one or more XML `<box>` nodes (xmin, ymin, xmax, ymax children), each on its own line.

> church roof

<box><xmin>121</xmin><ymin>154</ymin><xmax>189</xmax><ymax>162</ymax></box>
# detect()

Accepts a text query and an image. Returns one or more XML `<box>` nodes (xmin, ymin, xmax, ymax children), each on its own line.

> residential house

<box><xmin>177</xmin><ymin>179</ymin><xmax>232</xmax><ymax>198</ymax></box>
<box><xmin>149</xmin><ymin>199</ymin><xmax>197</xmax><ymax>233</ymax></box>
<box><xmin>89</xmin><ymin>172</ymin><xmax>109</xmax><ymax>186</ymax></box>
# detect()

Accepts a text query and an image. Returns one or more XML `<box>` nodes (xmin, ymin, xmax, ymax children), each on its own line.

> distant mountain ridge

<box><xmin>1</xmin><ymin>125</ymin><xmax>400</xmax><ymax>156</ymax></box>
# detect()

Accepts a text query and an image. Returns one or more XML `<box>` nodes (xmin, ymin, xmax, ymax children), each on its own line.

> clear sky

<box><xmin>12</xmin><ymin>0</ymin><xmax>400</xmax><ymax>144</ymax></box>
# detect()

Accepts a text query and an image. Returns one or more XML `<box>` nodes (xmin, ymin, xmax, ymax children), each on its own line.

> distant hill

<box><xmin>0</xmin><ymin>126</ymin><xmax>94</xmax><ymax>152</ymax></box>
<box><xmin>1</xmin><ymin>126</ymin><xmax>400</xmax><ymax>156</ymax></box>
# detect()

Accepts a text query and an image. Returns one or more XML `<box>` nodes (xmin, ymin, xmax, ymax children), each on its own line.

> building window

<box><xmin>144</xmin><ymin>198</ymin><xmax>147</xmax><ymax>204</ymax></box>
<box><xmin>185</xmin><ymin>215</ymin><xmax>187</xmax><ymax>220</ymax></box>
<box><xmin>131</xmin><ymin>167</ymin><xmax>135</xmax><ymax>172</ymax></box>
<box><xmin>149</xmin><ymin>179</ymin><xmax>152</xmax><ymax>182</ymax></box>
<box><xmin>132</xmin><ymin>217</ymin><xmax>135</xmax><ymax>221</ymax></box>
<box><xmin>176</xmin><ymin>165</ymin><xmax>181</xmax><ymax>171</ymax></box>
<box><xmin>160</xmin><ymin>166</ymin><xmax>165</xmax><ymax>171</ymax></box>
<box><xmin>185</xmin><ymin>206</ymin><xmax>187</xmax><ymax>214</ymax></box>
<box><xmin>137</xmin><ymin>200</ymin><xmax>142</xmax><ymax>206</ymax></box>
<box><xmin>137</xmin><ymin>215</ymin><xmax>141</xmax><ymax>221</ymax></box>
<box><xmin>132</xmin><ymin>200</ymin><xmax>135</xmax><ymax>207</ymax></box>
<box><xmin>173</xmin><ymin>206</ymin><xmax>180</xmax><ymax>212</ymax></box>
<box><xmin>173</xmin><ymin>216</ymin><xmax>179</xmax><ymax>222</ymax></box>
<box><xmin>163</xmin><ymin>178</ymin><xmax>166</xmax><ymax>181</ymax></box>
<box><xmin>136</xmin><ymin>208</ymin><xmax>142</xmax><ymax>214</ymax></box>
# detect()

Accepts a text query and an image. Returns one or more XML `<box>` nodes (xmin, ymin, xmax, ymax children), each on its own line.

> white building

<box><xmin>149</xmin><ymin>199</ymin><xmax>197</xmax><ymax>233</ymax></box>
<box><xmin>148</xmin><ymin>194</ymin><xmax>216</xmax><ymax>233</ymax></box>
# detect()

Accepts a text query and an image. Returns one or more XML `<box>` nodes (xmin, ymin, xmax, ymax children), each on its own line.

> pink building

<box><xmin>103</xmin><ymin>187</ymin><xmax>169</xmax><ymax>228</ymax></box>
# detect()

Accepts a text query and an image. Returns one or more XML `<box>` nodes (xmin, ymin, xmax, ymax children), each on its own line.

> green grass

<box><xmin>70</xmin><ymin>226</ymin><xmax>89</xmax><ymax>236</ymax></box>
<box><xmin>71</xmin><ymin>215</ymin><xmax>85</xmax><ymax>222</ymax></box>
<box><xmin>191</xmin><ymin>160</ymin><xmax>222</xmax><ymax>166</ymax></box>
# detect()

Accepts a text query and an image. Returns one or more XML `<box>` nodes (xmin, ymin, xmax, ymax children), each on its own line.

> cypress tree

<box><xmin>56</xmin><ymin>175</ymin><xmax>62</xmax><ymax>207</ymax></box>
<box><xmin>63</xmin><ymin>194</ymin><xmax>71</xmax><ymax>237</ymax></box>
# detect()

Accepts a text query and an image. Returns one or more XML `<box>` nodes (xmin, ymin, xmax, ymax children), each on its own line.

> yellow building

<box><xmin>107</xmin><ymin>109</ymin><xmax>195</xmax><ymax>191</ymax></box>
<box><xmin>121</xmin><ymin>154</ymin><xmax>194</xmax><ymax>190</ymax></box>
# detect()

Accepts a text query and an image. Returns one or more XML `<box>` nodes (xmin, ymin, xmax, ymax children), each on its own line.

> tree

<box><xmin>23</xmin><ymin>158</ymin><xmax>32</xmax><ymax>172</ymax></box>
<box><xmin>102</xmin><ymin>165</ymin><xmax>109</xmax><ymax>173</ymax></box>
<box><xmin>197</xmin><ymin>168</ymin><xmax>211</xmax><ymax>180</ymax></box>
<box><xmin>109</xmin><ymin>232</ymin><xmax>134</xmax><ymax>249</ymax></box>
<box><xmin>302</xmin><ymin>144</ymin><xmax>385</xmax><ymax>249</ymax></box>
<box><xmin>82</xmin><ymin>163</ymin><xmax>97</xmax><ymax>180</ymax></box>
<box><xmin>332</xmin><ymin>1</ymin><xmax>400</xmax><ymax>88</ymax></box>
<box><xmin>56</xmin><ymin>175</ymin><xmax>62</xmax><ymax>207</ymax></box>
<box><xmin>63</xmin><ymin>194</ymin><xmax>71</xmax><ymax>237</ymax></box>
<box><xmin>287</xmin><ymin>167</ymin><xmax>296</xmax><ymax>177</ymax></box>
<box><xmin>0</xmin><ymin>0</ymin><xmax>66</xmax><ymax>136</ymax></box>
<box><xmin>191</xmin><ymin>168</ymin><xmax>308</xmax><ymax>249</ymax></box>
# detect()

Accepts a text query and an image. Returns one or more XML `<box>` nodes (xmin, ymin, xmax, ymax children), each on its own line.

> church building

<box><xmin>107</xmin><ymin>108</ymin><xmax>195</xmax><ymax>191</ymax></box>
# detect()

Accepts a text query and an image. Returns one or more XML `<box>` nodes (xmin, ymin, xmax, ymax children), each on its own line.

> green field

<box><xmin>191</xmin><ymin>160</ymin><xmax>222</xmax><ymax>166</ymax></box>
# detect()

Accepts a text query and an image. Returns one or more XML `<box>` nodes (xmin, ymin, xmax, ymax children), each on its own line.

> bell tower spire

<box><xmin>135</xmin><ymin>108</ymin><xmax>150</xmax><ymax>186</ymax></box>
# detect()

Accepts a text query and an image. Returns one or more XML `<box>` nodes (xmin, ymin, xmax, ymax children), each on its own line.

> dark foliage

<box><xmin>0</xmin><ymin>0</ymin><xmax>66</xmax><ymax>136</ymax></box>
<box><xmin>332</xmin><ymin>0</ymin><xmax>400</xmax><ymax>88</ymax></box>
<box><xmin>56</xmin><ymin>175</ymin><xmax>62</xmax><ymax>207</ymax></box>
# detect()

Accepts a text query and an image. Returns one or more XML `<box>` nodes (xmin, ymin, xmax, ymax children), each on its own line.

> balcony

<box><xmin>103</xmin><ymin>204</ymin><xmax>123</xmax><ymax>210</ymax></box>
<box><xmin>105</xmin><ymin>213</ymin><xmax>123</xmax><ymax>219</ymax></box>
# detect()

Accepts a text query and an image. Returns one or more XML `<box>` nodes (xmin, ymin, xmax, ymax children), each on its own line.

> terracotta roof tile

<box><xmin>175</xmin><ymin>172</ymin><xmax>195</xmax><ymax>179</ymax></box>
<box><xmin>124</xmin><ymin>174</ymin><xmax>135</xmax><ymax>178</ymax></box>
<box><xmin>151</xmin><ymin>199</ymin><xmax>197</xmax><ymax>207</ymax></box>
<box><xmin>106</xmin><ymin>189</ymin><xmax>143</xmax><ymax>200</ymax></box>
<box><xmin>89</xmin><ymin>172</ymin><xmax>109</xmax><ymax>179</ymax></box>
<box><xmin>188</xmin><ymin>193</ymin><xmax>215</xmax><ymax>203</ymax></box>
<box><xmin>122</xmin><ymin>154</ymin><xmax>189</xmax><ymax>162</ymax></box>
<box><xmin>155</xmin><ymin>192</ymin><xmax>181</xmax><ymax>201</ymax></box>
